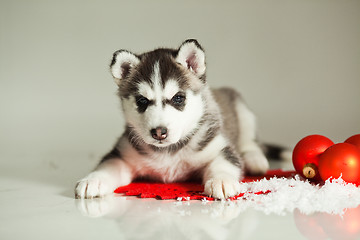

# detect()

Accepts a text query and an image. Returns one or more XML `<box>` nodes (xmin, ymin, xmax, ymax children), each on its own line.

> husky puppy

<box><xmin>75</xmin><ymin>39</ymin><xmax>272</xmax><ymax>199</ymax></box>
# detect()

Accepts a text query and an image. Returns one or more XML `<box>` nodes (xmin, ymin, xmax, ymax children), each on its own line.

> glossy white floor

<box><xmin>2</xmin><ymin>157</ymin><xmax>359</xmax><ymax>240</ymax></box>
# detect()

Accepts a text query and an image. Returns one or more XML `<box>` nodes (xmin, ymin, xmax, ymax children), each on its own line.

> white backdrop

<box><xmin>1</xmin><ymin>0</ymin><xmax>359</xmax><ymax>175</ymax></box>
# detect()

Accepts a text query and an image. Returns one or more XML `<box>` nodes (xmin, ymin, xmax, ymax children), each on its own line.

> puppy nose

<box><xmin>150</xmin><ymin>127</ymin><xmax>168</xmax><ymax>141</ymax></box>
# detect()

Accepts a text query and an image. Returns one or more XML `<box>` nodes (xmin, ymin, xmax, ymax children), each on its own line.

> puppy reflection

<box><xmin>75</xmin><ymin>196</ymin><xmax>260</xmax><ymax>240</ymax></box>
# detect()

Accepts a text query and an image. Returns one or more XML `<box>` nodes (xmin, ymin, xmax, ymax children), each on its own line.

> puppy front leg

<box><xmin>75</xmin><ymin>157</ymin><xmax>133</xmax><ymax>199</ymax></box>
<box><xmin>203</xmin><ymin>148</ymin><xmax>244</xmax><ymax>199</ymax></box>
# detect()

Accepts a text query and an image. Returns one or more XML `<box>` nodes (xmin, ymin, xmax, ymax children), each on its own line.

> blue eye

<box><xmin>171</xmin><ymin>93</ymin><xmax>186</xmax><ymax>105</ymax></box>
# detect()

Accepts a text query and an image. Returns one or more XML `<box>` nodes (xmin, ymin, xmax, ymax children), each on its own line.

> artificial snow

<box><xmin>237</xmin><ymin>175</ymin><xmax>360</xmax><ymax>215</ymax></box>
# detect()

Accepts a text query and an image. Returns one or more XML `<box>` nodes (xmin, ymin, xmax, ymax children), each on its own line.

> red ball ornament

<box><xmin>345</xmin><ymin>134</ymin><xmax>360</xmax><ymax>149</ymax></box>
<box><xmin>292</xmin><ymin>135</ymin><xmax>334</xmax><ymax>181</ymax></box>
<box><xmin>318</xmin><ymin>143</ymin><xmax>360</xmax><ymax>185</ymax></box>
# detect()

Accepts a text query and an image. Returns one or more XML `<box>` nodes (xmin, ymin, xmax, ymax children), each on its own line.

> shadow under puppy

<box><xmin>75</xmin><ymin>39</ymin><xmax>275</xmax><ymax>199</ymax></box>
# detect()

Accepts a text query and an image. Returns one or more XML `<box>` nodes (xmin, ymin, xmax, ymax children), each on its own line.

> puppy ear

<box><xmin>110</xmin><ymin>50</ymin><xmax>140</xmax><ymax>85</ymax></box>
<box><xmin>176</xmin><ymin>39</ymin><xmax>206</xmax><ymax>77</ymax></box>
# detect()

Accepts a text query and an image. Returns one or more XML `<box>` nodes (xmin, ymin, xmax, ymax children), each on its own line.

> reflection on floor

<box><xmin>75</xmin><ymin>196</ymin><xmax>360</xmax><ymax>240</ymax></box>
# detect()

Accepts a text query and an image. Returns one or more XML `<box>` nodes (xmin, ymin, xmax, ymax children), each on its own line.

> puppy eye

<box><xmin>136</xmin><ymin>96</ymin><xmax>150</xmax><ymax>107</ymax></box>
<box><xmin>171</xmin><ymin>93</ymin><xmax>186</xmax><ymax>105</ymax></box>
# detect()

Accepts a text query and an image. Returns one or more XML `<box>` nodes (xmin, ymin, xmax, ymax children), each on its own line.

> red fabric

<box><xmin>114</xmin><ymin>169</ymin><xmax>296</xmax><ymax>201</ymax></box>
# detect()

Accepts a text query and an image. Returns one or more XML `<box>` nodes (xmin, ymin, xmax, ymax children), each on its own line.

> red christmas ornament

<box><xmin>345</xmin><ymin>134</ymin><xmax>360</xmax><ymax>149</ymax></box>
<box><xmin>292</xmin><ymin>135</ymin><xmax>334</xmax><ymax>181</ymax></box>
<box><xmin>318</xmin><ymin>143</ymin><xmax>360</xmax><ymax>185</ymax></box>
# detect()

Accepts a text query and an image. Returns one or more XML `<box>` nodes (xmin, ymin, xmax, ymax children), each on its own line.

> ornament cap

<box><xmin>303</xmin><ymin>163</ymin><xmax>318</xmax><ymax>179</ymax></box>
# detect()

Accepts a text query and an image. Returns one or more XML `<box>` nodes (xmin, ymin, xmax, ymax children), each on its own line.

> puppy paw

<box><xmin>75</xmin><ymin>171</ymin><xmax>116</xmax><ymax>199</ymax></box>
<box><xmin>204</xmin><ymin>178</ymin><xmax>241</xmax><ymax>199</ymax></box>
<box><xmin>242</xmin><ymin>151</ymin><xmax>269</xmax><ymax>175</ymax></box>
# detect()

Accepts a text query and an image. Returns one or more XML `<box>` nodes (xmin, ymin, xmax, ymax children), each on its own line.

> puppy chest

<box><xmin>139</xmin><ymin>156</ymin><xmax>201</xmax><ymax>182</ymax></box>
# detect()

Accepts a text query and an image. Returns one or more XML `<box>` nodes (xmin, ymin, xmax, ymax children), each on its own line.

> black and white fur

<box><xmin>75</xmin><ymin>39</ymin><xmax>271</xmax><ymax>199</ymax></box>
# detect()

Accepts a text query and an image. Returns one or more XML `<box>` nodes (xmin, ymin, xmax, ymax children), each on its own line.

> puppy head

<box><xmin>110</xmin><ymin>39</ymin><xmax>206</xmax><ymax>147</ymax></box>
